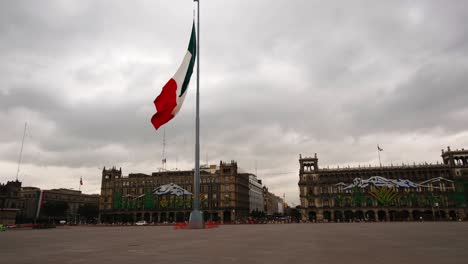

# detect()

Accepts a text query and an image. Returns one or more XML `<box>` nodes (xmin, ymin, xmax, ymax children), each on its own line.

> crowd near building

<box><xmin>299</xmin><ymin>146</ymin><xmax>468</xmax><ymax>222</ymax></box>
<box><xmin>99</xmin><ymin>160</ymin><xmax>284</xmax><ymax>224</ymax></box>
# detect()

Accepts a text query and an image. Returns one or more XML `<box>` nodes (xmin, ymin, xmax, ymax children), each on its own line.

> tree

<box><xmin>77</xmin><ymin>204</ymin><xmax>99</xmax><ymax>223</ymax></box>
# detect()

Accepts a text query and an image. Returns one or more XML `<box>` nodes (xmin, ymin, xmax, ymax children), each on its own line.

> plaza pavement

<box><xmin>1</xmin><ymin>222</ymin><xmax>467</xmax><ymax>264</ymax></box>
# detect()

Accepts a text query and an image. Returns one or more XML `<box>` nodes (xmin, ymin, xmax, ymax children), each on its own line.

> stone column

<box><xmin>317</xmin><ymin>209</ymin><xmax>324</xmax><ymax>222</ymax></box>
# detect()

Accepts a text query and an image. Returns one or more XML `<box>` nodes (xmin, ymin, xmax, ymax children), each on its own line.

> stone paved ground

<box><xmin>1</xmin><ymin>222</ymin><xmax>467</xmax><ymax>264</ymax></box>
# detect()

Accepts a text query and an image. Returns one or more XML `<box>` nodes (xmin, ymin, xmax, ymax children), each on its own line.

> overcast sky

<box><xmin>1</xmin><ymin>0</ymin><xmax>468</xmax><ymax>205</ymax></box>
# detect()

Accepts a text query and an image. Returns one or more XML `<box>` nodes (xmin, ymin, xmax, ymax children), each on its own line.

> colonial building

<box><xmin>0</xmin><ymin>180</ymin><xmax>22</xmax><ymax>225</ymax></box>
<box><xmin>249</xmin><ymin>175</ymin><xmax>264</xmax><ymax>213</ymax></box>
<box><xmin>263</xmin><ymin>187</ymin><xmax>284</xmax><ymax>216</ymax></box>
<box><xmin>19</xmin><ymin>187</ymin><xmax>99</xmax><ymax>223</ymax></box>
<box><xmin>299</xmin><ymin>147</ymin><xmax>468</xmax><ymax>222</ymax></box>
<box><xmin>99</xmin><ymin>161</ymin><xmax>252</xmax><ymax>223</ymax></box>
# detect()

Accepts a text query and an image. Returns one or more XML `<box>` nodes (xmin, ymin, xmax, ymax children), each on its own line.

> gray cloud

<box><xmin>1</xmin><ymin>0</ymin><xmax>468</xmax><ymax>204</ymax></box>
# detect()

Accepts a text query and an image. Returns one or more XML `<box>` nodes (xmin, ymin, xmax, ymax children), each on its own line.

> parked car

<box><xmin>135</xmin><ymin>221</ymin><xmax>147</xmax><ymax>226</ymax></box>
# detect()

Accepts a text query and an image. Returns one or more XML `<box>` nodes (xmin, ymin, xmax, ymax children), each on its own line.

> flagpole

<box><xmin>189</xmin><ymin>0</ymin><xmax>204</xmax><ymax>228</ymax></box>
<box><xmin>377</xmin><ymin>145</ymin><xmax>382</xmax><ymax>168</ymax></box>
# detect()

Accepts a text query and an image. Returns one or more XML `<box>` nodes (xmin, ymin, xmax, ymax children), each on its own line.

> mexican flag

<box><xmin>151</xmin><ymin>23</ymin><xmax>197</xmax><ymax>130</ymax></box>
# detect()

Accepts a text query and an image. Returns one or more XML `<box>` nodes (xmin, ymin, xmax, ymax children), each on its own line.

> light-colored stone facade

<box><xmin>299</xmin><ymin>147</ymin><xmax>468</xmax><ymax>222</ymax></box>
<box><xmin>248</xmin><ymin>174</ymin><xmax>264</xmax><ymax>212</ymax></box>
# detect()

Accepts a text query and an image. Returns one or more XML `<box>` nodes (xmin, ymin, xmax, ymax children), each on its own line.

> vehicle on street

<box><xmin>135</xmin><ymin>221</ymin><xmax>147</xmax><ymax>226</ymax></box>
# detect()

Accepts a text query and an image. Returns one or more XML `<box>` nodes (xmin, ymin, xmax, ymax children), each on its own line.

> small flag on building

<box><xmin>377</xmin><ymin>145</ymin><xmax>383</xmax><ymax>151</ymax></box>
<box><xmin>80</xmin><ymin>177</ymin><xmax>83</xmax><ymax>186</ymax></box>
<box><xmin>151</xmin><ymin>23</ymin><xmax>197</xmax><ymax>130</ymax></box>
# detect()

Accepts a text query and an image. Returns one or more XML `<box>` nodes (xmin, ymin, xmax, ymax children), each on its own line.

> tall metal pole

<box><xmin>378</xmin><ymin>149</ymin><xmax>382</xmax><ymax>167</ymax></box>
<box><xmin>16</xmin><ymin>122</ymin><xmax>27</xmax><ymax>181</ymax></box>
<box><xmin>189</xmin><ymin>0</ymin><xmax>204</xmax><ymax>228</ymax></box>
<box><xmin>194</xmin><ymin>0</ymin><xmax>200</xmax><ymax>210</ymax></box>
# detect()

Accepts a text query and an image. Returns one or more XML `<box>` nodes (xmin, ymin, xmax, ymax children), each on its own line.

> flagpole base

<box><xmin>188</xmin><ymin>210</ymin><xmax>204</xmax><ymax>229</ymax></box>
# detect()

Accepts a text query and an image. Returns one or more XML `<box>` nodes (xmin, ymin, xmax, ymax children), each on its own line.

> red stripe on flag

<box><xmin>151</xmin><ymin>79</ymin><xmax>178</xmax><ymax>130</ymax></box>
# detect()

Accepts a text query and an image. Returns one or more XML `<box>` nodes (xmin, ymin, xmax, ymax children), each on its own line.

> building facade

<box><xmin>0</xmin><ymin>180</ymin><xmax>22</xmax><ymax>225</ymax></box>
<box><xmin>19</xmin><ymin>187</ymin><xmax>99</xmax><ymax>223</ymax></box>
<box><xmin>249</xmin><ymin>175</ymin><xmax>264</xmax><ymax>213</ymax></box>
<box><xmin>99</xmin><ymin>161</ymin><xmax>251</xmax><ymax>223</ymax></box>
<box><xmin>263</xmin><ymin>187</ymin><xmax>284</xmax><ymax>216</ymax></box>
<box><xmin>299</xmin><ymin>147</ymin><xmax>468</xmax><ymax>222</ymax></box>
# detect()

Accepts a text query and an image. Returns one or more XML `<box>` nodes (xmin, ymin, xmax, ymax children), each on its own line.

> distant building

<box><xmin>0</xmin><ymin>180</ymin><xmax>22</xmax><ymax>225</ymax></box>
<box><xmin>298</xmin><ymin>146</ymin><xmax>468</xmax><ymax>222</ymax></box>
<box><xmin>248</xmin><ymin>175</ymin><xmax>264</xmax><ymax>213</ymax></box>
<box><xmin>263</xmin><ymin>187</ymin><xmax>284</xmax><ymax>216</ymax></box>
<box><xmin>19</xmin><ymin>187</ymin><xmax>99</xmax><ymax>223</ymax></box>
<box><xmin>99</xmin><ymin>161</ymin><xmax>252</xmax><ymax>223</ymax></box>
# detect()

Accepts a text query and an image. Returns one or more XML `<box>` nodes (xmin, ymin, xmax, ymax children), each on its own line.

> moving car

<box><xmin>135</xmin><ymin>220</ymin><xmax>147</xmax><ymax>226</ymax></box>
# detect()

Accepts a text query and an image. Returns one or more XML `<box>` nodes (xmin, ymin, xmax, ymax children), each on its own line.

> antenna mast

<box><xmin>16</xmin><ymin>122</ymin><xmax>27</xmax><ymax>181</ymax></box>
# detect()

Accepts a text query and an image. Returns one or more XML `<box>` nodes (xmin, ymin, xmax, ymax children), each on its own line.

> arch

<box><xmin>400</xmin><ymin>210</ymin><xmax>410</xmax><ymax>221</ymax></box>
<box><xmin>168</xmin><ymin>212</ymin><xmax>175</xmax><ymax>223</ymax></box>
<box><xmin>354</xmin><ymin>210</ymin><xmax>364</xmax><ymax>221</ymax></box>
<box><xmin>128</xmin><ymin>213</ymin><xmax>135</xmax><ymax>223</ymax></box>
<box><xmin>435</xmin><ymin>210</ymin><xmax>446</xmax><ymax>221</ymax></box>
<box><xmin>423</xmin><ymin>210</ymin><xmax>433</xmax><ymax>221</ymax></box>
<box><xmin>389</xmin><ymin>210</ymin><xmax>398</xmax><ymax>221</ymax></box>
<box><xmin>334</xmin><ymin>211</ymin><xmax>343</xmax><ymax>222</ymax></box>
<box><xmin>449</xmin><ymin>210</ymin><xmax>457</xmax><ymax>221</ymax></box>
<box><xmin>413</xmin><ymin>210</ymin><xmax>423</xmax><ymax>221</ymax></box>
<box><xmin>344</xmin><ymin>210</ymin><xmax>353</xmax><ymax>222</ymax></box>
<box><xmin>175</xmin><ymin>212</ymin><xmax>185</xmax><ymax>222</ymax></box>
<box><xmin>203</xmin><ymin>211</ymin><xmax>211</xmax><ymax>222</ymax></box>
<box><xmin>377</xmin><ymin>210</ymin><xmax>386</xmax><ymax>221</ymax></box>
<box><xmin>212</xmin><ymin>212</ymin><xmax>219</xmax><ymax>222</ymax></box>
<box><xmin>144</xmin><ymin>212</ymin><xmax>150</xmax><ymax>222</ymax></box>
<box><xmin>323</xmin><ymin>211</ymin><xmax>331</xmax><ymax>222</ymax></box>
<box><xmin>365</xmin><ymin>210</ymin><xmax>375</xmax><ymax>221</ymax></box>
<box><xmin>120</xmin><ymin>214</ymin><xmax>129</xmax><ymax>223</ymax></box>
<box><xmin>136</xmin><ymin>213</ymin><xmax>142</xmax><ymax>221</ymax></box>
<box><xmin>223</xmin><ymin>210</ymin><xmax>231</xmax><ymax>223</ymax></box>
<box><xmin>185</xmin><ymin>212</ymin><xmax>191</xmax><ymax>221</ymax></box>
<box><xmin>114</xmin><ymin>214</ymin><xmax>123</xmax><ymax>223</ymax></box>
<box><xmin>160</xmin><ymin>212</ymin><xmax>167</xmax><ymax>223</ymax></box>
<box><xmin>152</xmin><ymin>213</ymin><xmax>158</xmax><ymax>224</ymax></box>
<box><xmin>308</xmin><ymin>211</ymin><xmax>317</xmax><ymax>222</ymax></box>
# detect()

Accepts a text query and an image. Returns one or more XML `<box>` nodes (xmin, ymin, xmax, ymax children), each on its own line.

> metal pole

<box><xmin>189</xmin><ymin>0</ymin><xmax>204</xmax><ymax>228</ymax></box>
<box><xmin>16</xmin><ymin>122</ymin><xmax>27</xmax><ymax>181</ymax></box>
<box><xmin>377</xmin><ymin>148</ymin><xmax>382</xmax><ymax>168</ymax></box>
<box><xmin>194</xmin><ymin>0</ymin><xmax>200</xmax><ymax>210</ymax></box>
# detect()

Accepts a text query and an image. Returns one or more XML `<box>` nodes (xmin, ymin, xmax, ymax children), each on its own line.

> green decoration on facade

<box><xmin>113</xmin><ymin>192</ymin><xmax>122</xmax><ymax>209</ymax></box>
<box><xmin>352</xmin><ymin>186</ymin><xmax>363</xmax><ymax>206</ymax></box>
<box><xmin>144</xmin><ymin>191</ymin><xmax>155</xmax><ymax>209</ymax></box>
<box><xmin>369</xmin><ymin>187</ymin><xmax>399</xmax><ymax>206</ymax></box>
<box><xmin>334</xmin><ymin>195</ymin><xmax>344</xmax><ymax>207</ymax></box>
